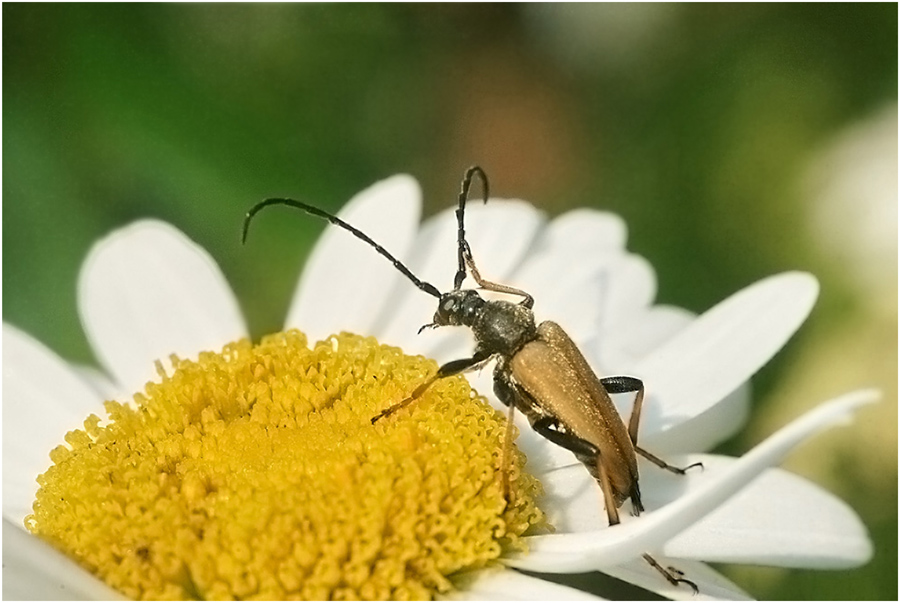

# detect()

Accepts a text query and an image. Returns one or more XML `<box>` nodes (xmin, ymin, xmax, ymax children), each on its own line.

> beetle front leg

<box><xmin>371</xmin><ymin>351</ymin><xmax>493</xmax><ymax>423</ymax></box>
<box><xmin>462</xmin><ymin>241</ymin><xmax>535</xmax><ymax>308</ymax></box>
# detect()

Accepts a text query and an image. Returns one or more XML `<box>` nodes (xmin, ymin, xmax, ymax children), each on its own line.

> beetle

<box><xmin>243</xmin><ymin>167</ymin><xmax>702</xmax><ymax>593</ymax></box>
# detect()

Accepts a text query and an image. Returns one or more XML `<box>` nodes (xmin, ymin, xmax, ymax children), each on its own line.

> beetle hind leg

<box><xmin>601</xmin><ymin>376</ymin><xmax>704</xmax><ymax>475</ymax></box>
<box><xmin>635</xmin><ymin>446</ymin><xmax>704</xmax><ymax>475</ymax></box>
<box><xmin>599</xmin><ymin>375</ymin><xmax>645</xmax><ymax>444</ymax></box>
<box><xmin>641</xmin><ymin>554</ymin><xmax>699</xmax><ymax>594</ymax></box>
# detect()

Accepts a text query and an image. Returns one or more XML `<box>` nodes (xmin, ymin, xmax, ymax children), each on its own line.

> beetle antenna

<box><xmin>453</xmin><ymin>165</ymin><xmax>489</xmax><ymax>290</ymax></box>
<box><xmin>243</xmin><ymin>197</ymin><xmax>442</xmax><ymax>299</ymax></box>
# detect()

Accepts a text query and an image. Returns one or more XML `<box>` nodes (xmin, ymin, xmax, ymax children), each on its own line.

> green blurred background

<box><xmin>3</xmin><ymin>4</ymin><xmax>896</xmax><ymax>600</ymax></box>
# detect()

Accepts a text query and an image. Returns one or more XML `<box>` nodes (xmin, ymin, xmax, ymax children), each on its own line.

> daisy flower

<box><xmin>3</xmin><ymin>175</ymin><xmax>875</xmax><ymax>600</ymax></box>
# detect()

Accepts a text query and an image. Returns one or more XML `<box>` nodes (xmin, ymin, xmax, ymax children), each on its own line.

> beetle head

<box><xmin>418</xmin><ymin>289</ymin><xmax>485</xmax><ymax>333</ymax></box>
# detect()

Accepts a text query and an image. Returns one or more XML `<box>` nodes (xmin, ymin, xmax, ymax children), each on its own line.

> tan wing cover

<box><xmin>509</xmin><ymin>321</ymin><xmax>638</xmax><ymax>503</ymax></box>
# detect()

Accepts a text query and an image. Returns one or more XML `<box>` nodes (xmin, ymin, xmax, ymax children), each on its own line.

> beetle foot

<box><xmin>673</xmin><ymin>461</ymin><xmax>705</xmax><ymax>474</ymax></box>
<box><xmin>642</xmin><ymin>554</ymin><xmax>699</xmax><ymax>595</ymax></box>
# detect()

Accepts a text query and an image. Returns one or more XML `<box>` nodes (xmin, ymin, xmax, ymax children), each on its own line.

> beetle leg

<box><xmin>642</xmin><ymin>554</ymin><xmax>699</xmax><ymax>594</ymax></box>
<box><xmin>635</xmin><ymin>446</ymin><xmax>703</xmax><ymax>475</ymax></box>
<box><xmin>451</xmin><ymin>169</ymin><xmax>532</xmax><ymax>306</ymax></box>
<box><xmin>532</xmin><ymin>415</ymin><xmax>697</xmax><ymax>592</ymax></box>
<box><xmin>531</xmin><ymin>416</ymin><xmax>621</xmax><ymax>526</ymax></box>
<box><xmin>599</xmin><ymin>375</ymin><xmax>645</xmax><ymax>445</ymax></box>
<box><xmin>602</xmin><ymin>376</ymin><xmax>703</xmax><ymax>475</ymax></box>
<box><xmin>460</xmin><ymin>242</ymin><xmax>535</xmax><ymax>308</ymax></box>
<box><xmin>499</xmin><ymin>403</ymin><xmax>517</xmax><ymax>504</ymax></box>
<box><xmin>493</xmin><ymin>369</ymin><xmax>524</xmax><ymax>504</ymax></box>
<box><xmin>371</xmin><ymin>351</ymin><xmax>493</xmax><ymax>423</ymax></box>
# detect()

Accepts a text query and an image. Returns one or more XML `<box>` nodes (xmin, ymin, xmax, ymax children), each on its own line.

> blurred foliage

<box><xmin>3</xmin><ymin>4</ymin><xmax>896</xmax><ymax>600</ymax></box>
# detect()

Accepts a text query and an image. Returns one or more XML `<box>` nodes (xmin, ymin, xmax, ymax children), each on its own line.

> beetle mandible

<box><xmin>243</xmin><ymin>167</ymin><xmax>702</xmax><ymax>593</ymax></box>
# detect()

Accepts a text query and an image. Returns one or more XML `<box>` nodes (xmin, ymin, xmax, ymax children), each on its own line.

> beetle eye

<box><xmin>442</xmin><ymin>299</ymin><xmax>456</xmax><ymax>313</ymax></box>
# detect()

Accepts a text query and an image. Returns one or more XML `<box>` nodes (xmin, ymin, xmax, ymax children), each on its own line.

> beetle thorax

<box><xmin>472</xmin><ymin>299</ymin><xmax>537</xmax><ymax>356</ymax></box>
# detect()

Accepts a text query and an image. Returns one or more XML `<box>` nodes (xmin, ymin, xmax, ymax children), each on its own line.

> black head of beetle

<box><xmin>432</xmin><ymin>289</ymin><xmax>483</xmax><ymax>327</ymax></box>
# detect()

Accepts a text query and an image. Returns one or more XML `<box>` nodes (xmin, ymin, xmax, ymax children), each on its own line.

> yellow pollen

<box><xmin>26</xmin><ymin>331</ymin><xmax>546</xmax><ymax>600</ymax></box>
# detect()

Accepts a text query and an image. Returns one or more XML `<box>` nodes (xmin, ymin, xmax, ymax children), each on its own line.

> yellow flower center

<box><xmin>26</xmin><ymin>331</ymin><xmax>546</xmax><ymax>600</ymax></box>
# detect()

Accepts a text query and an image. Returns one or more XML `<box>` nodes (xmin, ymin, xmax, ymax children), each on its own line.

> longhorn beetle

<box><xmin>243</xmin><ymin>167</ymin><xmax>702</xmax><ymax>593</ymax></box>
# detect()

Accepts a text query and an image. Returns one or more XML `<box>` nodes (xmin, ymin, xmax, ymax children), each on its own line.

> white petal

<box><xmin>597</xmin><ymin>254</ymin><xmax>657</xmax><ymax>331</ymax></box>
<box><xmin>458</xmin><ymin>199</ymin><xmax>546</xmax><ymax>287</ymax></box>
<box><xmin>661</xmin><ymin>461</ymin><xmax>872</xmax><ymax>568</ymax></box>
<box><xmin>540</xmin><ymin>208</ymin><xmax>627</xmax><ymax>253</ymax></box>
<box><xmin>633</xmin><ymin>272</ymin><xmax>819</xmax><ymax>438</ymax></box>
<box><xmin>518</xmin><ymin>251</ymin><xmax>656</xmax><ymax>363</ymax></box>
<box><xmin>377</xmin><ymin>200</ymin><xmax>544</xmax><ymax>357</ymax></box>
<box><xmin>2</xmin><ymin>324</ymin><xmax>103</xmax><ymax>523</ymax></box>
<box><xmin>533</xmin><ymin>462</ymin><xmax>607</xmax><ymax>532</ymax></box>
<box><xmin>593</xmin><ymin>304</ymin><xmax>695</xmax><ymax>372</ymax></box>
<box><xmin>603</xmin><ymin>557</ymin><xmax>752</xmax><ymax>601</ymax></box>
<box><xmin>509</xmin><ymin>389</ymin><xmax>877</xmax><ymax>572</ymax></box>
<box><xmin>2</xmin><ymin>521</ymin><xmax>123</xmax><ymax>600</ymax></box>
<box><xmin>509</xmin><ymin>208</ymin><xmax>634</xmax><ymax>346</ymax></box>
<box><xmin>584</xmin><ymin>305</ymin><xmax>751</xmax><ymax>454</ymax></box>
<box><xmin>644</xmin><ymin>384</ymin><xmax>751</xmax><ymax>454</ymax></box>
<box><xmin>509</xmin><ymin>249</ymin><xmax>608</xmax><ymax>348</ymax></box>
<box><xmin>284</xmin><ymin>175</ymin><xmax>422</xmax><ymax>343</ymax></box>
<box><xmin>446</xmin><ymin>567</ymin><xmax>602</xmax><ymax>601</ymax></box>
<box><xmin>78</xmin><ymin>220</ymin><xmax>247</xmax><ymax>394</ymax></box>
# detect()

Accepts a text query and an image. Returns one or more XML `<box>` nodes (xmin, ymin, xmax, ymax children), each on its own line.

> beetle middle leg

<box><xmin>529</xmin><ymin>415</ymin><xmax>624</xmax><ymax>526</ymax></box>
<box><xmin>601</xmin><ymin>376</ymin><xmax>702</xmax><ymax>474</ymax></box>
<box><xmin>499</xmin><ymin>402</ymin><xmax>517</xmax><ymax>504</ymax></box>
<box><xmin>493</xmin><ymin>370</ymin><xmax>526</xmax><ymax>506</ymax></box>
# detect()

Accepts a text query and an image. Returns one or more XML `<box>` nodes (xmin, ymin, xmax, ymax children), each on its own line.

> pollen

<box><xmin>26</xmin><ymin>331</ymin><xmax>546</xmax><ymax>600</ymax></box>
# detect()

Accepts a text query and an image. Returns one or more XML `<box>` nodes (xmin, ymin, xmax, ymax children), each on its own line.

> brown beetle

<box><xmin>243</xmin><ymin>167</ymin><xmax>702</xmax><ymax>593</ymax></box>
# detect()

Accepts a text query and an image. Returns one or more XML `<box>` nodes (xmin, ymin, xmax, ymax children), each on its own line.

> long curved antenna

<box><xmin>453</xmin><ymin>166</ymin><xmax>489</xmax><ymax>290</ymax></box>
<box><xmin>243</xmin><ymin>197</ymin><xmax>441</xmax><ymax>299</ymax></box>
